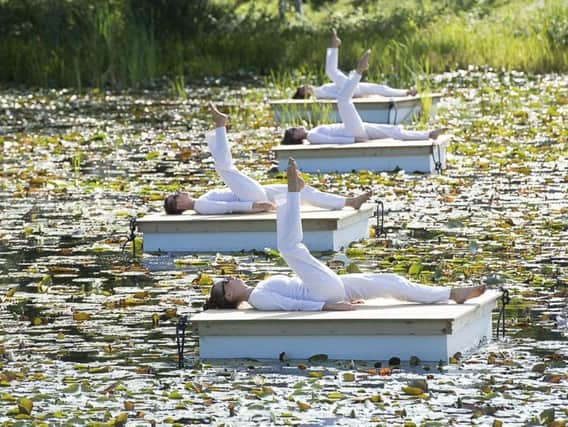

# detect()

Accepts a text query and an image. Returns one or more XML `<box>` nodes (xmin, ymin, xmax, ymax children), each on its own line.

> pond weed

<box><xmin>0</xmin><ymin>70</ymin><xmax>567</xmax><ymax>424</ymax></box>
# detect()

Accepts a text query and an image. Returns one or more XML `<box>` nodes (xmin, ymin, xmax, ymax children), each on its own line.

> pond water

<box><xmin>0</xmin><ymin>71</ymin><xmax>567</xmax><ymax>425</ymax></box>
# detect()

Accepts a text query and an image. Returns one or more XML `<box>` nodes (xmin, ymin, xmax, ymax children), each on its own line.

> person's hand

<box><xmin>407</xmin><ymin>88</ymin><xmax>418</xmax><ymax>96</ymax></box>
<box><xmin>252</xmin><ymin>201</ymin><xmax>276</xmax><ymax>212</ymax></box>
<box><xmin>330</xmin><ymin>28</ymin><xmax>342</xmax><ymax>48</ymax></box>
<box><xmin>323</xmin><ymin>302</ymin><xmax>355</xmax><ymax>311</ymax></box>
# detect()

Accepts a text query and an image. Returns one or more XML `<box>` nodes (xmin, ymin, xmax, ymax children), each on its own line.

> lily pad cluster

<box><xmin>0</xmin><ymin>70</ymin><xmax>566</xmax><ymax>424</ymax></box>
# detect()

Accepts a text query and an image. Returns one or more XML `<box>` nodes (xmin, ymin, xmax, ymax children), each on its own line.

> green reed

<box><xmin>0</xmin><ymin>0</ymin><xmax>566</xmax><ymax>88</ymax></box>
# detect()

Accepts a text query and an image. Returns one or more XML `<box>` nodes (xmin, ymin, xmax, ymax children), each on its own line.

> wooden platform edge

<box><xmin>272</xmin><ymin>136</ymin><xmax>449</xmax><ymax>153</ymax></box>
<box><xmin>269</xmin><ymin>93</ymin><xmax>443</xmax><ymax>106</ymax></box>
<box><xmin>192</xmin><ymin>290</ymin><xmax>501</xmax><ymax>337</ymax></box>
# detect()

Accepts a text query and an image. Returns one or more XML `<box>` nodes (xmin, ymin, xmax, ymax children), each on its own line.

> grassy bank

<box><xmin>0</xmin><ymin>0</ymin><xmax>566</xmax><ymax>88</ymax></box>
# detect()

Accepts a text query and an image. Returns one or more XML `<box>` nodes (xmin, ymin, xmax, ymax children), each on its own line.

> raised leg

<box><xmin>207</xmin><ymin>106</ymin><xmax>268</xmax><ymax>202</ymax></box>
<box><xmin>325</xmin><ymin>29</ymin><xmax>348</xmax><ymax>86</ymax></box>
<box><xmin>277</xmin><ymin>159</ymin><xmax>346</xmax><ymax>303</ymax></box>
<box><xmin>336</xmin><ymin>51</ymin><xmax>371</xmax><ymax>141</ymax></box>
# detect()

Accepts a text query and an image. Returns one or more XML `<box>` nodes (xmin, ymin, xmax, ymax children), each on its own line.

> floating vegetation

<box><xmin>0</xmin><ymin>70</ymin><xmax>567</xmax><ymax>424</ymax></box>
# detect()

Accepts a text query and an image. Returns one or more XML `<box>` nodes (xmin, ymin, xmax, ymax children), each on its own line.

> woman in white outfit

<box><xmin>293</xmin><ymin>29</ymin><xmax>417</xmax><ymax>100</ymax></box>
<box><xmin>204</xmin><ymin>159</ymin><xmax>486</xmax><ymax>311</ymax></box>
<box><xmin>164</xmin><ymin>105</ymin><xmax>370</xmax><ymax>215</ymax></box>
<box><xmin>283</xmin><ymin>50</ymin><xmax>445</xmax><ymax>145</ymax></box>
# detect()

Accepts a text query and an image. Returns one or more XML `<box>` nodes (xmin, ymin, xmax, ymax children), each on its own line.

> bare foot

<box><xmin>330</xmin><ymin>28</ymin><xmax>342</xmax><ymax>48</ymax></box>
<box><xmin>356</xmin><ymin>49</ymin><xmax>371</xmax><ymax>75</ymax></box>
<box><xmin>287</xmin><ymin>157</ymin><xmax>305</xmax><ymax>193</ymax></box>
<box><xmin>450</xmin><ymin>285</ymin><xmax>486</xmax><ymax>304</ymax></box>
<box><xmin>346</xmin><ymin>190</ymin><xmax>372</xmax><ymax>209</ymax></box>
<box><xmin>428</xmin><ymin>128</ymin><xmax>448</xmax><ymax>140</ymax></box>
<box><xmin>209</xmin><ymin>102</ymin><xmax>229</xmax><ymax>128</ymax></box>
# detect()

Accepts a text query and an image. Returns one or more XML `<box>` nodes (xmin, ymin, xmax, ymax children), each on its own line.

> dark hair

<box><xmin>282</xmin><ymin>128</ymin><xmax>303</xmax><ymax>145</ymax></box>
<box><xmin>292</xmin><ymin>86</ymin><xmax>310</xmax><ymax>99</ymax></box>
<box><xmin>164</xmin><ymin>193</ymin><xmax>184</xmax><ymax>215</ymax></box>
<box><xmin>204</xmin><ymin>278</ymin><xmax>238</xmax><ymax>310</ymax></box>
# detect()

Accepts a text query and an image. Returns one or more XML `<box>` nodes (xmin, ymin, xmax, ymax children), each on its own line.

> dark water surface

<box><xmin>0</xmin><ymin>71</ymin><xmax>567</xmax><ymax>425</ymax></box>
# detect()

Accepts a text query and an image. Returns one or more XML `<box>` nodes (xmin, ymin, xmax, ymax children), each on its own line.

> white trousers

<box><xmin>207</xmin><ymin>128</ymin><xmax>346</xmax><ymax>210</ymax></box>
<box><xmin>277</xmin><ymin>192</ymin><xmax>451</xmax><ymax>304</ymax></box>
<box><xmin>337</xmin><ymin>71</ymin><xmax>431</xmax><ymax>142</ymax></box>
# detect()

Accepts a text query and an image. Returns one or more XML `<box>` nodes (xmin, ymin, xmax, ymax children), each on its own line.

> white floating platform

<box><xmin>273</xmin><ymin>137</ymin><xmax>448</xmax><ymax>174</ymax></box>
<box><xmin>137</xmin><ymin>205</ymin><xmax>373</xmax><ymax>253</ymax></box>
<box><xmin>270</xmin><ymin>93</ymin><xmax>441</xmax><ymax>124</ymax></box>
<box><xmin>192</xmin><ymin>290</ymin><xmax>500</xmax><ymax>362</ymax></box>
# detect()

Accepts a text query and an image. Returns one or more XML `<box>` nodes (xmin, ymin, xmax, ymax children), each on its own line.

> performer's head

<box><xmin>204</xmin><ymin>277</ymin><xmax>247</xmax><ymax>309</ymax></box>
<box><xmin>164</xmin><ymin>192</ymin><xmax>194</xmax><ymax>214</ymax></box>
<box><xmin>282</xmin><ymin>126</ymin><xmax>308</xmax><ymax>145</ymax></box>
<box><xmin>292</xmin><ymin>85</ymin><xmax>314</xmax><ymax>99</ymax></box>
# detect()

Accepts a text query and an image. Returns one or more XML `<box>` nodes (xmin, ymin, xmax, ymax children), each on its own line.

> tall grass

<box><xmin>0</xmin><ymin>0</ymin><xmax>566</xmax><ymax>88</ymax></box>
<box><xmin>423</xmin><ymin>1</ymin><xmax>568</xmax><ymax>74</ymax></box>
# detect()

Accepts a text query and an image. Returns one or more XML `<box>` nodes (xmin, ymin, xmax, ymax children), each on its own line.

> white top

<box><xmin>249</xmin><ymin>276</ymin><xmax>325</xmax><ymax>311</ymax></box>
<box><xmin>306</xmin><ymin>123</ymin><xmax>431</xmax><ymax>145</ymax></box>
<box><xmin>307</xmin><ymin>124</ymin><xmax>356</xmax><ymax>145</ymax></box>
<box><xmin>193</xmin><ymin>189</ymin><xmax>254</xmax><ymax>215</ymax></box>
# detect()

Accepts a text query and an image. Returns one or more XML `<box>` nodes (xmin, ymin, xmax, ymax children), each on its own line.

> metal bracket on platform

<box><xmin>431</xmin><ymin>143</ymin><xmax>443</xmax><ymax>174</ymax></box>
<box><xmin>121</xmin><ymin>216</ymin><xmax>138</xmax><ymax>257</ymax></box>
<box><xmin>387</xmin><ymin>100</ymin><xmax>397</xmax><ymax>125</ymax></box>
<box><xmin>495</xmin><ymin>286</ymin><xmax>510</xmax><ymax>339</ymax></box>
<box><xmin>176</xmin><ymin>315</ymin><xmax>189</xmax><ymax>369</ymax></box>
<box><xmin>374</xmin><ymin>200</ymin><xmax>386</xmax><ymax>238</ymax></box>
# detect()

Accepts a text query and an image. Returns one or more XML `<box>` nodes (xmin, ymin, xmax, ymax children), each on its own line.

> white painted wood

<box><xmin>200</xmin><ymin>335</ymin><xmax>450</xmax><ymax>360</ymax></box>
<box><xmin>273</xmin><ymin>137</ymin><xmax>448</xmax><ymax>173</ymax></box>
<box><xmin>270</xmin><ymin>93</ymin><xmax>441</xmax><ymax>124</ymax></box>
<box><xmin>447</xmin><ymin>312</ymin><xmax>492</xmax><ymax>358</ymax></box>
<box><xmin>137</xmin><ymin>206</ymin><xmax>373</xmax><ymax>253</ymax></box>
<box><xmin>192</xmin><ymin>291</ymin><xmax>500</xmax><ymax>361</ymax></box>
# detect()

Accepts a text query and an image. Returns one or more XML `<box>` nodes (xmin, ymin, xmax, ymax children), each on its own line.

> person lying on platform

<box><xmin>164</xmin><ymin>104</ymin><xmax>371</xmax><ymax>215</ymax></box>
<box><xmin>293</xmin><ymin>29</ymin><xmax>417</xmax><ymax>100</ymax></box>
<box><xmin>283</xmin><ymin>50</ymin><xmax>446</xmax><ymax>145</ymax></box>
<box><xmin>204</xmin><ymin>158</ymin><xmax>485</xmax><ymax>311</ymax></box>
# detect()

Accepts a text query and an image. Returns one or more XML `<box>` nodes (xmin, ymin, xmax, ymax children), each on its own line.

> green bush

<box><xmin>0</xmin><ymin>0</ymin><xmax>566</xmax><ymax>88</ymax></box>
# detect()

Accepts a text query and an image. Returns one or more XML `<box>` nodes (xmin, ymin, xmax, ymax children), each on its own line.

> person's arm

<box><xmin>307</xmin><ymin>129</ymin><xmax>355</xmax><ymax>145</ymax></box>
<box><xmin>249</xmin><ymin>289</ymin><xmax>325</xmax><ymax>311</ymax></box>
<box><xmin>194</xmin><ymin>199</ymin><xmax>274</xmax><ymax>214</ymax></box>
